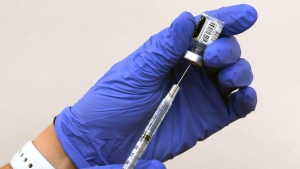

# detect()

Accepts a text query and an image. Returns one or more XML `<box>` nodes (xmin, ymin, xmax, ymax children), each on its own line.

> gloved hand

<box><xmin>82</xmin><ymin>160</ymin><xmax>165</xmax><ymax>169</ymax></box>
<box><xmin>54</xmin><ymin>4</ymin><xmax>258</xmax><ymax>168</ymax></box>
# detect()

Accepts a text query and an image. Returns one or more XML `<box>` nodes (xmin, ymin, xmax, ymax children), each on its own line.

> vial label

<box><xmin>193</xmin><ymin>14</ymin><xmax>224</xmax><ymax>46</ymax></box>
<box><xmin>184</xmin><ymin>13</ymin><xmax>224</xmax><ymax>66</ymax></box>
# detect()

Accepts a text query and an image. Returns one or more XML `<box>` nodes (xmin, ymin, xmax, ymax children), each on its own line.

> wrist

<box><xmin>33</xmin><ymin>124</ymin><xmax>76</xmax><ymax>169</ymax></box>
<box><xmin>10</xmin><ymin>141</ymin><xmax>55</xmax><ymax>169</ymax></box>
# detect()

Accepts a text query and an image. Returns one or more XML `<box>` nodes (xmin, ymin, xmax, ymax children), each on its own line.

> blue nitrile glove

<box><xmin>54</xmin><ymin>4</ymin><xmax>258</xmax><ymax>168</ymax></box>
<box><xmin>82</xmin><ymin>160</ymin><xmax>165</xmax><ymax>169</ymax></box>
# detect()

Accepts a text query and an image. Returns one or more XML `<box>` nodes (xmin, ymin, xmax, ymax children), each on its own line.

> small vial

<box><xmin>184</xmin><ymin>13</ymin><xmax>224</xmax><ymax>66</ymax></box>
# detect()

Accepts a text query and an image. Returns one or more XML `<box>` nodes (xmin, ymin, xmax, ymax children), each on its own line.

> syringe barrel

<box><xmin>123</xmin><ymin>85</ymin><xmax>180</xmax><ymax>169</ymax></box>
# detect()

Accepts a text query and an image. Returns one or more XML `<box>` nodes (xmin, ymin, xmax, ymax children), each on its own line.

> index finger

<box><xmin>198</xmin><ymin>4</ymin><xmax>258</xmax><ymax>36</ymax></box>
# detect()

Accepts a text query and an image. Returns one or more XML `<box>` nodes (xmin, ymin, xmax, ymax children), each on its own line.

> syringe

<box><xmin>122</xmin><ymin>64</ymin><xmax>191</xmax><ymax>169</ymax></box>
<box><xmin>123</xmin><ymin>13</ymin><xmax>224</xmax><ymax>169</ymax></box>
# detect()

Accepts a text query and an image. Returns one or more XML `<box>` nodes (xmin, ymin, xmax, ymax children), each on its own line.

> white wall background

<box><xmin>1</xmin><ymin>1</ymin><xmax>299</xmax><ymax>168</ymax></box>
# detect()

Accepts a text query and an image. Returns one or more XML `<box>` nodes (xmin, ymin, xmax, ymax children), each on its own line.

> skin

<box><xmin>0</xmin><ymin>124</ymin><xmax>75</xmax><ymax>169</ymax></box>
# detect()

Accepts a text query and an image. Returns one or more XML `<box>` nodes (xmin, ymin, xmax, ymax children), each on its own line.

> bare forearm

<box><xmin>1</xmin><ymin>124</ymin><xmax>76</xmax><ymax>169</ymax></box>
<box><xmin>33</xmin><ymin>124</ymin><xmax>76</xmax><ymax>168</ymax></box>
<box><xmin>0</xmin><ymin>164</ymin><xmax>12</xmax><ymax>169</ymax></box>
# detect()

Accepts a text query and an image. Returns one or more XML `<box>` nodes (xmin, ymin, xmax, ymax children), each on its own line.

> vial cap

<box><xmin>184</xmin><ymin>51</ymin><xmax>203</xmax><ymax>66</ymax></box>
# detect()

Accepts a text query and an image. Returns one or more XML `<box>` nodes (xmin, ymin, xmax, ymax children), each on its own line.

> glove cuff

<box><xmin>54</xmin><ymin>107</ymin><xmax>91</xmax><ymax>168</ymax></box>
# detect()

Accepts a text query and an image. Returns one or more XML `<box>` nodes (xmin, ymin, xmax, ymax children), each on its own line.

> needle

<box><xmin>177</xmin><ymin>64</ymin><xmax>191</xmax><ymax>85</ymax></box>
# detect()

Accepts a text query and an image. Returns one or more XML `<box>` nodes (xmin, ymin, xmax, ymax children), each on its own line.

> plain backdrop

<box><xmin>1</xmin><ymin>1</ymin><xmax>299</xmax><ymax>168</ymax></box>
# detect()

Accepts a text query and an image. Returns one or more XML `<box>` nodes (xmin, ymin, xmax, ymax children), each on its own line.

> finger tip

<box><xmin>237</xmin><ymin>87</ymin><xmax>257</xmax><ymax>111</ymax></box>
<box><xmin>169</xmin><ymin>11</ymin><xmax>196</xmax><ymax>55</ymax></box>
<box><xmin>243</xmin><ymin>4</ymin><xmax>258</xmax><ymax>21</ymax></box>
<box><xmin>225</xmin><ymin>4</ymin><xmax>258</xmax><ymax>35</ymax></box>
<box><xmin>206</xmin><ymin>4</ymin><xmax>258</xmax><ymax>36</ymax></box>
<box><xmin>240</xmin><ymin>4</ymin><xmax>258</xmax><ymax>28</ymax></box>
<box><xmin>172</xmin><ymin>11</ymin><xmax>195</xmax><ymax>33</ymax></box>
<box><xmin>228</xmin><ymin>86</ymin><xmax>257</xmax><ymax>123</ymax></box>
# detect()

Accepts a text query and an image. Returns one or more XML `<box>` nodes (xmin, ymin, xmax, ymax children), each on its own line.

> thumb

<box><xmin>82</xmin><ymin>160</ymin><xmax>166</xmax><ymax>169</ymax></box>
<box><xmin>132</xmin><ymin>11</ymin><xmax>195</xmax><ymax>80</ymax></box>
